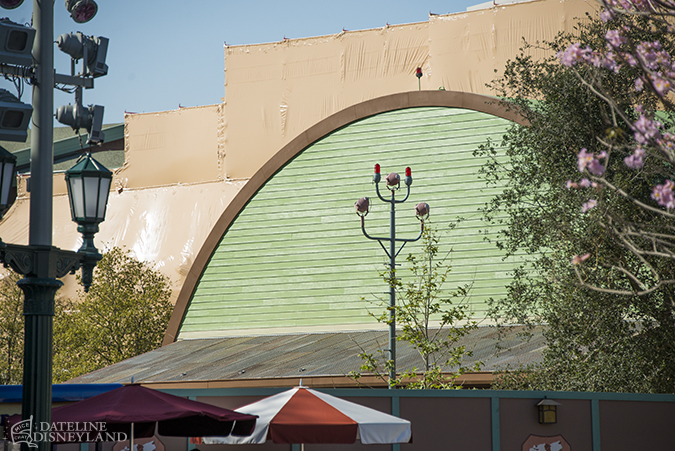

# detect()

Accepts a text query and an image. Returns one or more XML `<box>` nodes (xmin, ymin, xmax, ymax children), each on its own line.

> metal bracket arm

<box><xmin>375</xmin><ymin>182</ymin><xmax>411</xmax><ymax>204</ymax></box>
<box><xmin>0</xmin><ymin>65</ymin><xmax>94</xmax><ymax>88</ymax></box>
<box><xmin>0</xmin><ymin>242</ymin><xmax>82</xmax><ymax>278</ymax></box>
<box><xmin>54</xmin><ymin>72</ymin><xmax>94</xmax><ymax>88</ymax></box>
<box><xmin>360</xmin><ymin>217</ymin><xmax>424</xmax><ymax>259</ymax></box>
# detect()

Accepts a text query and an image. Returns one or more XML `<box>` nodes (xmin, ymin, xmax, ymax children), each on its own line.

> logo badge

<box><xmin>10</xmin><ymin>416</ymin><xmax>37</xmax><ymax>448</ymax></box>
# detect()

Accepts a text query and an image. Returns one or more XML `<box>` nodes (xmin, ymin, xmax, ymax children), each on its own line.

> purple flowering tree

<box><xmin>477</xmin><ymin>2</ymin><xmax>675</xmax><ymax>392</ymax></box>
<box><xmin>559</xmin><ymin>0</ymin><xmax>675</xmax><ymax>297</ymax></box>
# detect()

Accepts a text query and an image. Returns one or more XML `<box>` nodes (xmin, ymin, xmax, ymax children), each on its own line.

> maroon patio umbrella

<box><xmin>6</xmin><ymin>384</ymin><xmax>256</xmax><ymax>446</ymax></box>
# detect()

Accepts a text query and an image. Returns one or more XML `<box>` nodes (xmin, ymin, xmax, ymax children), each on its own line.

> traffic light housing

<box><xmin>55</xmin><ymin>103</ymin><xmax>104</xmax><ymax>145</ymax></box>
<box><xmin>0</xmin><ymin>19</ymin><xmax>36</xmax><ymax>68</ymax></box>
<box><xmin>56</xmin><ymin>32</ymin><xmax>108</xmax><ymax>77</ymax></box>
<box><xmin>0</xmin><ymin>88</ymin><xmax>32</xmax><ymax>142</ymax></box>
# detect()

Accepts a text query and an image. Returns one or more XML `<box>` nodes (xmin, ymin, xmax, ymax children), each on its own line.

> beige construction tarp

<box><xmin>221</xmin><ymin>0</ymin><xmax>595</xmax><ymax>178</ymax></box>
<box><xmin>0</xmin><ymin>0</ymin><xmax>596</xmax><ymax>303</ymax></box>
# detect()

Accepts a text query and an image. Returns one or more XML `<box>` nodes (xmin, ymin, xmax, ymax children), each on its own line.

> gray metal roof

<box><xmin>1</xmin><ymin>124</ymin><xmax>125</xmax><ymax>171</ymax></box>
<box><xmin>66</xmin><ymin>326</ymin><xmax>546</xmax><ymax>387</ymax></box>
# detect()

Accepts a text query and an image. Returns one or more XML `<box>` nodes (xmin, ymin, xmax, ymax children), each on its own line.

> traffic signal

<box><xmin>55</xmin><ymin>103</ymin><xmax>104</xmax><ymax>144</ymax></box>
<box><xmin>56</xmin><ymin>32</ymin><xmax>108</xmax><ymax>77</ymax></box>
<box><xmin>0</xmin><ymin>88</ymin><xmax>32</xmax><ymax>142</ymax></box>
<box><xmin>0</xmin><ymin>19</ymin><xmax>36</xmax><ymax>67</ymax></box>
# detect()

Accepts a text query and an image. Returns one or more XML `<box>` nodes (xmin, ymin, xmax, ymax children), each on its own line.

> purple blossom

<box><xmin>625</xmin><ymin>53</ymin><xmax>637</xmax><ymax>66</ymax></box>
<box><xmin>633</xmin><ymin>114</ymin><xmax>662</xmax><ymax>144</ymax></box>
<box><xmin>571</xmin><ymin>253</ymin><xmax>591</xmax><ymax>265</ymax></box>
<box><xmin>577</xmin><ymin>148</ymin><xmax>606</xmax><ymax>176</ymax></box>
<box><xmin>624</xmin><ymin>153</ymin><xmax>644</xmax><ymax>169</ymax></box>
<box><xmin>600</xmin><ymin>9</ymin><xmax>614</xmax><ymax>21</ymax></box>
<box><xmin>659</xmin><ymin>133</ymin><xmax>675</xmax><ymax>153</ymax></box>
<box><xmin>588</xmin><ymin>159</ymin><xmax>606</xmax><ymax>176</ymax></box>
<box><xmin>635</xmin><ymin>77</ymin><xmax>644</xmax><ymax>91</ymax></box>
<box><xmin>637</xmin><ymin>41</ymin><xmax>671</xmax><ymax>72</ymax></box>
<box><xmin>652</xmin><ymin>180</ymin><xmax>675</xmax><ymax>209</ymax></box>
<box><xmin>605</xmin><ymin>30</ymin><xmax>626</xmax><ymax>48</ymax></box>
<box><xmin>652</xmin><ymin>75</ymin><xmax>672</xmax><ymax>96</ymax></box>
<box><xmin>559</xmin><ymin>43</ymin><xmax>591</xmax><ymax>67</ymax></box>
<box><xmin>582</xmin><ymin>199</ymin><xmax>598</xmax><ymax>213</ymax></box>
<box><xmin>578</xmin><ymin>148</ymin><xmax>594</xmax><ymax>172</ymax></box>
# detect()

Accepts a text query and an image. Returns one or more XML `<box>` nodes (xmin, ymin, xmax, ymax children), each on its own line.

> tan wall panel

<box><xmin>429</xmin><ymin>0</ymin><xmax>597</xmax><ymax>93</ymax></box>
<box><xmin>223</xmin><ymin>23</ymin><xmax>430</xmax><ymax>179</ymax></box>
<box><xmin>221</xmin><ymin>0</ymin><xmax>595</xmax><ymax>180</ymax></box>
<box><xmin>117</xmin><ymin>105</ymin><xmax>224</xmax><ymax>189</ymax></box>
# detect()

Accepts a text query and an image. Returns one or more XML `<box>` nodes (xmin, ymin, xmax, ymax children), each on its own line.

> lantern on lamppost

<box><xmin>0</xmin><ymin>2</ymin><xmax>109</xmax><ymax>450</ymax></box>
<box><xmin>64</xmin><ymin>152</ymin><xmax>112</xmax><ymax>291</ymax></box>
<box><xmin>355</xmin><ymin>163</ymin><xmax>428</xmax><ymax>388</ymax></box>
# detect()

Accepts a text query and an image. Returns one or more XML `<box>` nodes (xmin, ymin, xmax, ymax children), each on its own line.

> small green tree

<box><xmin>351</xmin><ymin>224</ymin><xmax>480</xmax><ymax>389</ymax></box>
<box><xmin>0</xmin><ymin>271</ymin><xmax>24</xmax><ymax>385</ymax></box>
<box><xmin>53</xmin><ymin>246</ymin><xmax>173</xmax><ymax>381</ymax></box>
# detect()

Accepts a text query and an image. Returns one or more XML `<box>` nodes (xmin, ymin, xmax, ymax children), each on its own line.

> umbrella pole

<box><xmin>130</xmin><ymin>423</ymin><xmax>134</xmax><ymax>451</ymax></box>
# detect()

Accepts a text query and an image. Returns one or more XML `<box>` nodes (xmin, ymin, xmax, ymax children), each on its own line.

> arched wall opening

<box><xmin>164</xmin><ymin>91</ymin><xmax>527</xmax><ymax>344</ymax></box>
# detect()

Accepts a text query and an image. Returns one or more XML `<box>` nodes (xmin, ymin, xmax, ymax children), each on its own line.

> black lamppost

<box><xmin>0</xmin><ymin>1</ymin><xmax>107</xmax><ymax>451</ymax></box>
<box><xmin>0</xmin><ymin>151</ymin><xmax>110</xmax><ymax>451</ymax></box>
<box><xmin>355</xmin><ymin>164</ymin><xmax>429</xmax><ymax>388</ymax></box>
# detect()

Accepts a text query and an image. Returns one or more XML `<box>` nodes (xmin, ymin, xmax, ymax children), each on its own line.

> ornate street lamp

<box><xmin>355</xmin><ymin>164</ymin><xmax>429</xmax><ymax>388</ymax></box>
<box><xmin>0</xmin><ymin>2</ymin><xmax>109</xmax><ymax>450</ymax></box>
<box><xmin>65</xmin><ymin>152</ymin><xmax>112</xmax><ymax>291</ymax></box>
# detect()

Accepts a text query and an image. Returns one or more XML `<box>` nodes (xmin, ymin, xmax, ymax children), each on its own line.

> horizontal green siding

<box><xmin>178</xmin><ymin>107</ymin><xmax>517</xmax><ymax>337</ymax></box>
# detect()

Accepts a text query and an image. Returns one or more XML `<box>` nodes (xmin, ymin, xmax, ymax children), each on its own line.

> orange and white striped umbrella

<box><xmin>204</xmin><ymin>386</ymin><xmax>411</xmax><ymax>445</ymax></box>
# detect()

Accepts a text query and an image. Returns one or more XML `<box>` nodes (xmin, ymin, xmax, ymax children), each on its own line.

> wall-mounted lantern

<box><xmin>537</xmin><ymin>398</ymin><xmax>561</xmax><ymax>424</ymax></box>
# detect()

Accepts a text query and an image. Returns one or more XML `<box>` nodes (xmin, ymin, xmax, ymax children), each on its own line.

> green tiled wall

<box><xmin>178</xmin><ymin>107</ymin><xmax>517</xmax><ymax>338</ymax></box>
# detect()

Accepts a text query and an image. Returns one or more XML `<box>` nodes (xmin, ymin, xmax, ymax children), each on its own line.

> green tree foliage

<box><xmin>478</xmin><ymin>8</ymin><xmax>675</xmax><ymax>393</ymax></box>
<box><xmin>0</xmin><ymin>271</ymin><xmax>24</xmax><ymax>385</ymax></box>
<box><xmin>53</xmin><ymin>247</ymin><xmax>173</xmax><ymax>382</ymax></box>
<box><xmin>351</xmin><ymin>224</ymin><xmax>479</xmax><ymax>389</ymax></box>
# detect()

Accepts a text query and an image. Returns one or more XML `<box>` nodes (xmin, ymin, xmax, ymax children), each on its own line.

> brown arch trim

<box><xmin>163</xmin><ymin>90</ymin><xmax>527</xmax><ymax>344</ymax></box>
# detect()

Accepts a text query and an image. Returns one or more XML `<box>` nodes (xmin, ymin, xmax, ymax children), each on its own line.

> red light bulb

<box><xmin>405</xmin><ymin>167</ymin><xmax>411</xmax><ymax>177</ymax></box>
<box><xmin>374</xmin><ymin>164</ymin><xmax>380</xmax><ymax>174</ymax></box>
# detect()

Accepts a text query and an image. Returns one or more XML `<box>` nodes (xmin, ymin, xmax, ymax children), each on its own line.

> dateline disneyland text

<box><xmin>10</xmin><ymin>417</ymin><xmax>128</xmax><ymax>447</ymax></box>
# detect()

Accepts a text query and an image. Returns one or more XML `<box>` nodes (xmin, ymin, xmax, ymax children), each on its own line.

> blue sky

<box><xmin>1</xmin><ymin>0</ymin><xmax>482</xmax><ymax>125</ymax></box>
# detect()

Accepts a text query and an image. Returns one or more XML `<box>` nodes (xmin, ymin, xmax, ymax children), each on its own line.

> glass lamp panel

<box><xmin>96</xmin><ymin>177</ymin><xmax>111</xmax><ymax>220</ymax></box>
<box><xmin>83</xmin><ymin>176</ymin><xmax>100</xmax><ymax>219</ymax></box>
<box><xmin>68</xmin><ymin>176</ymin><xmax>85</xmax><ymax>219</ymax></box>
<box><xmin>1</xmin><ymin>161</ymin><xmax>13</xmax><ymax>206</ymax></box>
<box><xmin>541</xmin><ymin>406</ymin><xmax>556</xmax><ymax>424</ymax></box>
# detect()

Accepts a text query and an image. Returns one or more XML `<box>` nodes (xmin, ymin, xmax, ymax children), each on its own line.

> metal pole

<box><xmin>29</xmin><ymin>0</ymin><xmax>54</xmax><ymax>246</ymax></box>
<box><xmin>358</xmin><ymin>167</ymin><xmax>423</xmax><ymax>389</ymax></box>
<box><xmin>21</xmin><ymin>2</ymin><xmax>57</xmax><ymax>451</ymax></box>
<box><xmin>389</xmin><ymin>190</ymin><xmax>396</xmax><ymax>388</ymax></box>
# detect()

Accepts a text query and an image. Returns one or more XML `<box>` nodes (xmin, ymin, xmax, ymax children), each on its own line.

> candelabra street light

<box><xmin>355</xmin><ymin>164</ymin><xmax>429</xmax><ymax>388</ymax></box>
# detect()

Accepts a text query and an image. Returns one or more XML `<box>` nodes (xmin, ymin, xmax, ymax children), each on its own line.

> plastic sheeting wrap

<box><xmin>115</xmin><ymin>104</ymin><xmax>225</xmax><ymax>190</ymax></box>
<box><xmin>0</xmin><ymin>0</ymin><xmax>596</xmax><ymax>307</ymax></box>
<box><xmin>224</xmin><ymin>23</ymin><xmax>431</xmax><ymax>179</ymax></box>
<box><xmin>222</xmin><ymin>0</ymin><xmax>595</xmax><ymax>180</ymax></box>
<box><xmin>429</xmin><ymin>0</ymin><xmax>595</xmax><ymax>93</ymax></box>
<box><xmin>0</xmin><ymin>177</ymin><xmax>246</xmax><ymax>303</ymax></box>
